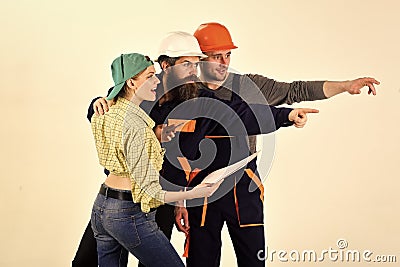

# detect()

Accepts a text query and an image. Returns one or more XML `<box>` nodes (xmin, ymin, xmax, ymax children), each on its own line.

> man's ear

<box><xmin>161</xmin><ymin>61</ymin><xmax>170</xmax><ymax>72</ymax></box>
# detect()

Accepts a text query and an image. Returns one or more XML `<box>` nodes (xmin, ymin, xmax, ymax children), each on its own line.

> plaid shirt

<box><xmin>91</xmin><ymin>97</ymin><xmax>166</xmax><ymax>212</ymax></box>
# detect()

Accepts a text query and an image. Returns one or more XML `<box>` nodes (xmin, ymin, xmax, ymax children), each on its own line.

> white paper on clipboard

<box><xmin>201</xmin><ymin>151</ymin><xmax>261</xmax><ymax>184</ymax></box>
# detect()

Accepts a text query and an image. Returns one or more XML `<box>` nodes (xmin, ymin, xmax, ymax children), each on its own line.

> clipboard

<box><xmin>201</xmin><ymin>151</ymin><xmax>261</xmax><ymax>184</ymax></box>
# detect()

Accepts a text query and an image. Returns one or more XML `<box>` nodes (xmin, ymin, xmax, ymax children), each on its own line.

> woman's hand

<box><xmin>188</xmin><ymin>181</ymin><xmax>223</xmax><ymax>199</ymax></box>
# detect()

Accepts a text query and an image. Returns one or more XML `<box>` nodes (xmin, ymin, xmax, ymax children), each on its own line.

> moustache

<box><xmin>166</xmin><ymin>73</ymin><xmax>200</xmax><ymax>92</ymax></box>
<box><xmin>181</xmin><ymin>74</ymin><xmax>199</xmax><ymax>83</ymax></box>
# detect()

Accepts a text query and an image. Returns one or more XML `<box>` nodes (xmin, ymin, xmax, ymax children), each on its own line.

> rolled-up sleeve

<box><xmin>246</xmin><ymin>74</ymin><xmax>326</xmax><ymax>106</ymax></box>
<box><xmin>123</xmin><ymin>126</ymin><xmax>166</xmax><ymax>212</ymax></box>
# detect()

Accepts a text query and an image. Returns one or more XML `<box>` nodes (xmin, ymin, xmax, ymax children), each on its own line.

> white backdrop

<box><xmin>0</xmin><ymin>0</ymin><xmax>399</xmax><ymax>266</ymax></box>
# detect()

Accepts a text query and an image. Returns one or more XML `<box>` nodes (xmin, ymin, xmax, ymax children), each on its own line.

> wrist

<box><xmin>340</xmin><ymin>80</ymin><xmax>350</xmax><ymax>92</ymax></box>
<box><xmin>185</xmin><ymin>189</ymin><xmax>194</xmax><ymax>200</ymax></box>
<box><xmin>323</xmin><ymin>81</ymin><xmax>347</xmax><ymax>98</ymax></box>
<box><xmin>288</xmin><ymin>110</ymin><xmax>295</xmax><ymax>122</ymax></box>
<box><xmin>176</xmin><ymin>199</ymin><xmax>185</xmax><ymax>208</ymax></box>
<box><xmin>174</xmin><ymin>205</ymin><xmax>183</xmax><ymax>214</ymax></box>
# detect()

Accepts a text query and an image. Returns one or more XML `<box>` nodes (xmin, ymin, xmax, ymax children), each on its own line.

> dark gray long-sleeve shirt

<box><xmin>246</xmin><ymin>74</ymin><xmax>326</xmax><ymax>105</ymax></box>
<box><xmin>205</xmin><ymin>73</ymin><xmax>327</xmax><ymax>152</ymax></box>
<box><xmin>209</xmin><ymin>73</ymin><xmax>326</xmax><ymax>105</ymax></box>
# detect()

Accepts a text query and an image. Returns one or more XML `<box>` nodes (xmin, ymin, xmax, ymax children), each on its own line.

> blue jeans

<box><xmin>91</xmin><ymin>187</ymin><xmax>184</xmax><ymax>267</ymax></box>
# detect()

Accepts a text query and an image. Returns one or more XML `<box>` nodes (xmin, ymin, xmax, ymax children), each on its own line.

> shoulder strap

<box><xmin>232</xmin><ymin>73</ymin><xmax>240</xmax><ymax>94</ymax></box>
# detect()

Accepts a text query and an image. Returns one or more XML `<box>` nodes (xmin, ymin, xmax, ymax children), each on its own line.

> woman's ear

<box><xmin>125</xmin><ymin>79</ymin><xmax>137</xmax><ymax>97</ymax></box>
<box><xmin>161</xmin><ymin>61</ymin><xmax>170</xmax><ymax>72</ymax></box>
<box><xmin>126</xmin><ymin>78</ymin><xmax>136</xmax><ymax>89</ymax></box>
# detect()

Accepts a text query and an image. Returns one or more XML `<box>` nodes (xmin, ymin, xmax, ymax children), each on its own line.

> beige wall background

<box><xmin>0</xmin><ymin>0</ymin><xmax>399</xmax><ymax>266</ymax></box>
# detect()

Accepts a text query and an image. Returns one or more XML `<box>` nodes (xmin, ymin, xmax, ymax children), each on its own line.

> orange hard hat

<box><xmin>194</xmin><ymin>22</ymin><xmax>238</xmax><ymax>52</ymax></box>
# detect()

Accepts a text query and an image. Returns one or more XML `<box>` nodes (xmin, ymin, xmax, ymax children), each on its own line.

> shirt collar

<box><xmin>199</xmin><ymin>73</ymin><xmax>234</xmax><ymax>101</ymax></box>
<box><xmin>116</xmin><ymin>97</ymin><xmax>155</xmax><ymax>128</ymax></box>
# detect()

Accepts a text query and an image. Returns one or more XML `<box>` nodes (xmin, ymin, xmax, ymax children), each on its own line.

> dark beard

<box><xmin>169</xmin><ymin>82</ymin><xmax>198</xmax><ymax>102</ymax></box>
<box><xmin>165</xmin><ymin>74</ymin><xmax>199</xmax><ymax>102</ymax></box>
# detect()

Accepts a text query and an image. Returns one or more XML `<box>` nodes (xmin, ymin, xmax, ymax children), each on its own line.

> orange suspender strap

<box><xmin>200</xmin><ymin>197</ymin><xmax>208</xmax><ymax>227</ymax></box>
<box><xmin>177</xmin><ymin>157</ymin><xmax>191</xmax><ymax>182</ymax></box>
<box><xmin>188</xmin><ymin>168</ymin><xmax>201</xmax><ymax>184</ymax></box>
<box><xmin>177</xmin><ymin>156</ymin><xmax>206</xmax><ymax>257</ymax></box>
<box><xmin>184</xmin><ymin>187</ymin><xmax>206</xmax><ymax>258</ymax></box>
<box><xmin>177</xmin><ymin>156</ymin><xmax>201</xmax><ymax>185</ymax></box>
<box><xmin>245</xmin><ymin>168</ymin><xmax>264</xmax><ymax>203</ymax></box>
<box><xmin>183</xmin><ymin>233</ymin><xmax>190</xmax><ymax>257</ymax></box>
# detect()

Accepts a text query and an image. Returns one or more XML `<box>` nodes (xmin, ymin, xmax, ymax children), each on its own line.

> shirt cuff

<box><xmin>310</xmin><ymin>81</ymin><xmax>328</xmax><ymax>100</ymax></box>
<box><xmin>154</xmin><ymin>190</ymin><xmax>166</xmax><ymax>205</ymax></box>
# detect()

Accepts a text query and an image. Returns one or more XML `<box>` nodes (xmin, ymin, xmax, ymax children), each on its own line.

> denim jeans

<box><xmin>91</xmin><ymin>187</ymin><xmax>184</xmax><ymax>267</ymax></box>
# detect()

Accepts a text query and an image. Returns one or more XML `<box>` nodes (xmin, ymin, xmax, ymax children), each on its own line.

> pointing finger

<box><xmin>301</xmin><ymin>108</ymin><xmax>319</xmax><ymax>114</ymax></box>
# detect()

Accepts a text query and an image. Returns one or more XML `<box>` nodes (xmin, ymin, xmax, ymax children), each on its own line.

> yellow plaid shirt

<box><xmin>91</xmin><ymin>97</ymin><xmax>166</xmax><ymax>212</ymax></box>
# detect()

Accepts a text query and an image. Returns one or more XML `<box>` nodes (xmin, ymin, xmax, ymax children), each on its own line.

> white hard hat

<box><xmin>158</xmin><ymin>31</ymin><xmax>207</xmax><ymax>58</ymax></box>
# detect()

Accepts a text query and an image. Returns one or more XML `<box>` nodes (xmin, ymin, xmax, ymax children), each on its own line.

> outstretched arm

<box><xmin>247</xmin><ymin>74</ymin><xmax>380</xmax><ymax>106</ymax></box>
<box><xmin>323</xmin><ymin>77</ymin><xmax>380</xmax><ymax>98</ymax></box>
<box><xmin>246</xmin><ymin>74</ymin><xmax>326</xmax><ymax>105</ymax></box>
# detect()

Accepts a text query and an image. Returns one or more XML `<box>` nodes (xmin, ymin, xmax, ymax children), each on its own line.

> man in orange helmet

<box><xmin>74</xmin><ymin>31</ymin><xmax>317</xmax><ymax>267</ymax></box>
<box><xmin>172</xmin><ymin>22</ymin><xmax>380</xmax><ymax>267</ymax></box>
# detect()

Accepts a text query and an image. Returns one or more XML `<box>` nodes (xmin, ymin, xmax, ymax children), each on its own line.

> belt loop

<box><xmin>105</xmin><ymin>185</ymin><xmax>108</xmax><ymax>199</ymax></box>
